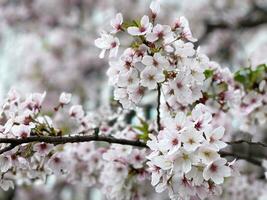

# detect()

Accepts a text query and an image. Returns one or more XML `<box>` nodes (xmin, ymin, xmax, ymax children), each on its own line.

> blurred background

<box><xmin>0</xmin><ymin>0</ymin><xmax>267</xmax><ymax>199</ymax></box>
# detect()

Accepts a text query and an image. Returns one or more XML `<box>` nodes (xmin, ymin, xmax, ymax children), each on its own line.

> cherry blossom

<box><xmin>146</xmin><ymin>24</ymin><xmax>173</xmax><ymax>42</ymax></box>
<box><xmin>12</xmin><ymin>124</ymin><xmax>31</xmax><ymax>138</ymax></box>
<box><xmin>140</xmin><ymin>66</ymin><xmax>165</xmax><ymax>89</ymax></box>
<box><xmin>127</xmin><ymin>15</ymin><xmax>152</xmax><ymax>36</ymax></box>
<box><xmin>59</xmin><ymin>92</ymin><xmax>72</xmax><ymax>105</ymax></box>
<box><xmin>33</xmin><ymin>142</ymin><xmax>54</xmax><ymax>156</ymax></box>
<box><xmin>0</xmin><ymin>0</ymin><xmax>267</xmax><ymax>199</ymax></box>
<box><xmin>203</xmin><ymin>158</ymin><xmax>231</xmax><ymax>184</ymax></box>
<box><xmin>111</xmin><ymin>13</ymin><xmax>123</xmax><ymax>33</ymax></box>
<box><xmin>150</xmin><ymin>0</ymin><xmax>160</xmax><ymax>19</ymax></box>
<box><xmin>69</xmin><ymin>105</ymin><xmax>84</xmax><ymax>119</ymax></box>
<box><xmin>94</xmin><ymin>32</ymin><xmax>120</xmax><ymax>58</ymax></box>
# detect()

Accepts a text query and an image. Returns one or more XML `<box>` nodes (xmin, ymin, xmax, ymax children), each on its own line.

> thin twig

<box><xmin>0</xmin><ymin>144</ymin><xmax>17</xmax><ymax>154</ymax></box>
<box><xmin>157</xmin><ymin>83</ymin><xmax>161</xmax><ymax>132</ymax></box>
<box><xmin>220</xmin><ymin>151</ymin><xmax>262</xmax><ymax>166</ymax></box>
<box><xmin>227</xmin><ymin>140</ymin><xmax>267</xmax><ymax>148</ymax></box>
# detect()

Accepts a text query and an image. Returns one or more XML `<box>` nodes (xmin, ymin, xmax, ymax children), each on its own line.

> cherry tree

<box><xmin>0</xmin><ymin>0</ymin><xmax>267</xmax><ymax>199</ymax></box>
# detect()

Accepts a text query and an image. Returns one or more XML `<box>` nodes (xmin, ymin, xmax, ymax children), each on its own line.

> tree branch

<box><xmin>0</xmin><ymin>135</ymin><xmax>147</xmax><ymax>154</ymax></box>
<box><xmin>0</xmin><ymin>132</ymin><xmax>266</xmax><ymax>167</ymax></box>
<box><xmin>157</xmin><ymin>83</ymin><xmax>161</xmax><ymax>132</ymax></box>
<box><xmin>220</xmin><ymin>151</ymin><xmax>262</xmax><ymax>166</ymax></box>
<box><xmin>0</xmin><ymin>144</ymin><xmax>17</xmax><ymax>154</ymax></box>
<box><xmin>197</xmin><ymin>4</ymin><xmax>267</xmax><ymax>45</ymax></box>
<box><xmin>227</xmin><ymin>140</ymin><xmax>267</xmax><ymax>148</ymax></box>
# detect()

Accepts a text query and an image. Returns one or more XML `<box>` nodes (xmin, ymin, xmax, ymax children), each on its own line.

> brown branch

<box><xmin>220</xmin><ymin>151</ymin><xmax>262</xmax><ymax>166</ymax></box>
<box><xmin>227</xmin><ymin>140</ymin><xmax>267</xmax><ymax>148</ymax></box>
<box><xmin>157</xmin><ymin>83</ymin><xmax>161</xmax><ymax>132</ymax></box>
<box><xmin>0</xmin><ymin>132</ymin><xmax>266</xmax><ymax>167</ymax></box>
<box><xmin>0</xmin><ymin>135</ymin><xmax>148</xmax><ymax>154</ymax></box>
<box><xmin>197</xmin><ymin>4</ymin><xmax>267</xmax><ymax>45</ymax></box>
<box><xmin>0</xmin><ymin>144</ymin><xmax>17</xmax><ymax>154</ymax></box>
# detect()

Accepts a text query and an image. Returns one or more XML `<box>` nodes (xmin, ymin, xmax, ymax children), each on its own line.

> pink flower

<box><xmin>95</xmin><ymin>32</ymin><xmax>120</xmax><ymax>58</ymax></box>
<box><xmin>59</xmin><ymin>92</ymin><xmax>72</xmax><ymax>105</ymax></box>
<box><xmin>69</xmin><ymin>105</ymin><xmax>84</xmax><ymax>119</ymax></box>
<box><xmin>33</xmin><ymin>142</ymin><xmax>54</xmax><ymax>156</ymax></box>
<box><xmin>47</xmin><ymin>153</ymin><xmax>66</xmax><ymax>175</ymax></box>
<box><xmin>204</xmin><ymin>126</ymin><xmax>227</xmax><ymax>151</ymax></box>
<box><xmin>127</xmin><ymin>15</ymin><xmax>152</xmax><ymax>36</ymax></box>
<box><xmin>150</xmin><ymin>1</ymin><xmax>160</xmax><ymax>18</ymax></box>
<box><xmin>203</xmin><ymin>158</ymin><xmax>231</xmax><ymax>184</ymax></box>
<box><xmin>110</xmin><ymin>13</ymin><xmax>123</xmax><ymax>33</ymax></box>
<box><xmin>140</xmin><ymin>66</ymin><xmax>165</xmax><ymax>89</ymax></box>
<box><xmin>146</xmin><ymin>24</ymin><xmax>172</xmax><ymax>43</ymax></box>
<box><xmin>12</xmin><ymin>124</ymin><xmax>31</xmax><ymax>138</ymax></box>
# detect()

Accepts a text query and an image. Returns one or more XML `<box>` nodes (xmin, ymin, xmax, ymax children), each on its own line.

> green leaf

<box><xmin>234</xmin><ymin>64</ymin><xmax>267</xmax><ymax>90</ymax></box>
<box><xmin>133</xmin><ymin>119</ymin><xmax>149</xmax><ymax>142</ymax></box>
<box><xmin>121</xmin><ymin>20</ymin><xmax>139</xmax><ymax>29</ymax></box>
<box><xmin>204</xmin><ymin>69</ymin><xmax>214</xmax><ymax>79</ymax></box>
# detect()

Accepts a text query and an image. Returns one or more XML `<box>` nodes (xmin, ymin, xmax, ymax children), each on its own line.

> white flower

<box><xmin>204</xmin><ymin>126</ymin><xmax>227</xmax><ymax>151</ymax></box>
<box><xmin>69</xmin><ymin>105</ymin><xmax>84</xmax><ymax>119</ymax></box>
<box><xmin>59</xmin><ymin>92</ymin><xmax>72</xmax><ymax>105</ymax></box>
<box><xmin>33</xmin><ymin>142</ymin><xmax>54</xmax><ymax>156</ymax></box>
<box><xmin>146</xmin><ymin>24</ymin><xmax>172</xmax><ymax>43</ymax></box>
<box><xmin>147</xmin><ymin>134</ymin><xmax>161</xmax><ymax>152</ymax></box>
<box><xmin>186</xmin><ymin>165</ymin><xmax>205</xmax><ymax>185</ymax></box>
<box><xmin>191</xmin><ymin>104</ymin><xmax>212</xmax><ymax>131</ymax></box>
<box><xmin>117</xmin><ymin>68</ymin><xmax>139</xmax><ymax>88</ymax></box>
<box><xmin>25</xmin><ymin>92</ymin><xmax>46</xmax><ymax>110</ymax></box>
<box><xmin>150</xmin><ymin>0</ymin><xmax>160</xmax><ymax>18</ymax></box>
<box><xmin>173</xmin><ymin>16</ymin><xmax>197</xmax><ymax>42</ymax></box>
<box><xmin>107</xmin><ymin>61</ymin><xmax>121</xmax><ymax>85</ymax></box>
<box><xmin>36</xmin><ymin>116</ymin><xmax>53</xmax><ymax>127</ymax></box>
<box><xmin>174</xmin><ymin>40</ymin><xmax>195</xmax><ymax>58</ymax></box>
<box><xmin>114</xmin><ymin>88</ymin><xmax>133</xmax><ymax>109</ymax></box>
<box><xmin>7</xmin><ymin>88</ymin><xmax>20</xmax><ymax>103</ymax></box>
<box><xmin>147</xmin><ymin>161</ymin><xmax>163</xmax><ymax>186</ymax></box>
<box><xmin>127</xmin><ymin>15</ymin><xmax>152</xmax><ymax>36</ymax></box>
<box><xmin>140</xmin><ymin>66</ymin><xmax>164</xmax><ymax>89</ymax></box>
<box><xmin>160</xmin><ymin>129</ymin><xmax>181</xmax><ymax>155</ymax></box>
<box><xmin>142</xmin><ymin>53</ymin><xmax>169</xmax><ymax>69</ymax></box>
<box><xmin>180</xmin><ymin>128</ymin><xmax>203</xmax><ymax>152</ymax></box>
<box><xmin>163</xmin><ymin>112</ymin><xmax>193</xmax><ymax>133</ymax></box>
<box><xmin>31</xmin><ymin>92</ymin><xmax>46</xmax><ymax>107</ymax></box>
<box><xmin>203</xmin><ymin>158</ymin><xmax>231</xmax><ymax>184</ymax></box>
<box><xmin>0</xmin><ymin>155</ymin><xmax>12</xmax><ymax>172</ymax></box>
<box><xmin>129</xmin><ymin>149</ymin><xmax>146</xmax><ymax>169</ymax></box>
<box><xmin>47</xmin><ymin>153</ymin><xmax>66</xmax><ymax>175</ymax></box>
<box><xmin>128</xmin><ymin>86</ymin><xmax>145</xmax><ymax>104</ymax></box>
<box><xmin>95</xmin><ymin>32</ymin><xmax>120</xmax><ymax>58</ymax></box>
<box><xmin>110</xmin><ymin>13</ymin><xmax>123</xmax><ymax>33</ymax></box>
<box><xmin>171</xmin><ymin>175</ymin><xmax>196</xmax><ymax>199</ymax></box>
<box><xmin>173</xmin><ymin>150</ymin><xmax>195</xmax><ymax>174</ymax></box>
<box><xmin>0</xmin><ymin>179</ymin><xmax>14</xmax><ymax>191</ymax></box>
<box><xmin>169</xmin><ymin>71</ymin><xmax>192</xmax><ymax>104</ymax></box>
<box><xmin>150</xmin><ymin>155</ymin><xmax>173</xmax><ymax>170</ymax></box>
<box><xmin>198</xmin><ymin>147</ymin><xmax>220</xmax><ymax>165</ymax></box>
<box><xmin>12</xmin><ymin>124</ymin><xmax>31</xmax><ymax>138</ymax></box>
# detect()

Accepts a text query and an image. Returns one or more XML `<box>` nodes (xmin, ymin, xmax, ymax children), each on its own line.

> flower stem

<box><xmin>157</xmin><ymin>83</ymin><xmax>161</xmax><ymax>132</ymax></box>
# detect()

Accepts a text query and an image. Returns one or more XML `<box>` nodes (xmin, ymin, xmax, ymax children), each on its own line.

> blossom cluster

<box><xmin>0</xmin><ymin>0</ymin><xmax>267</xmax><ymax>199</ymax></box>
<box><xmin>0</xmin><ymin>89</ymin><xmax>102</xmax><ymax>191</ymax></box>
<box><xmin>0</xmin><ymin>89</ymin><xmax>161</xmax><ymax>199</ymax></box>
<box><xmin>95</xmin><ymin>1</ymin><xmax>210</xmax><ymax>110</ymax></box>
<box><xmin>233</xmin><ymin>65</ymin><xmax>267</xmax><ymax>134</ymax></box>
<box><xmin>147</xmin><ymin>104</ymin><xmax>232</xmax><ymax>199</ymax></box>
<box><xmin>100</xmin><ymin>143</ymin><xmax>149</xmax><ymax>200</ymax></box>
<box><xmin>94</xmin><ymin>1</ymin><xmax>237</xmax><ymax>198</ymax></box>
